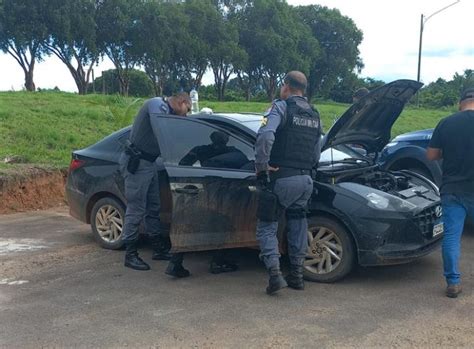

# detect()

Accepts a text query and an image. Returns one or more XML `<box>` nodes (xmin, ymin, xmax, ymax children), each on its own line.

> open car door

<box><xmin>151</xmin><ymin>116</ymin><xmax>260</xmax><ymax>252</ymax></box>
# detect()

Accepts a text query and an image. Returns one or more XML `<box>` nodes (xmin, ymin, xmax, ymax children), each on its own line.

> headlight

<box><xmin>366</xmin><ymin>193</ymin><xmax>389</xmax><ymax>209</ymax></box>
<box><xmin>339</xmin><ymin>182</ymin><xmax>417</xmax><ymax>212</ymax></box>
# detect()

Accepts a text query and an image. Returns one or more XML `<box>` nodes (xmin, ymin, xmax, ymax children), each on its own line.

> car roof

<box><xmin>192</xmin><ymin>112</ymin><xmax>263</xmax><ymax>136</ymax></box>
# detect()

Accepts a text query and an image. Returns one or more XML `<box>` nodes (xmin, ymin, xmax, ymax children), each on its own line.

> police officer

<box><xmin>255</xmin><ymin>71</ymin><xmax>322</xmax><ymax>295</ymax></box>
<box><xmin>120</xmin><ymin>92</ymin><xmax>192</xmax><ymax>272</ymax></box>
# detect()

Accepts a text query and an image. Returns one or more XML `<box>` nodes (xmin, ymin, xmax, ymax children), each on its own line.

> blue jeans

<box><xmin>441</xmin><ymin>193</ymin><xmax>474</xmax><ymax>285</ymax></box>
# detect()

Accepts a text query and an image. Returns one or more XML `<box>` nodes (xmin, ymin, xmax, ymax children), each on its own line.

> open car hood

<box><xmin>322</xmin><ymin>79</ymin><xmax>423</xmax><ymax>153</ymax></box>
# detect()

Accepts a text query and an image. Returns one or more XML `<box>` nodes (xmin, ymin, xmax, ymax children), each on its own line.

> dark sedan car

<box><xmin>66</xmin><ymin>80</ymin><xmax>443</xmax><ymax>283</ymax></box>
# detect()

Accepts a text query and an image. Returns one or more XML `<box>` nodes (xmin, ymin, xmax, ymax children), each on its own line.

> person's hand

<box><xmin>255</xmin><ymin>166</ymin><xmax>279</xmax><ymax>175</ymax></box>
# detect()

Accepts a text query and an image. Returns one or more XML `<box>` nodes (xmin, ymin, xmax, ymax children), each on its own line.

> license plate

<box><xmin>433</xmin><ymin>223</ymin><xmax>444</xmax><ymax>237</ymax></box>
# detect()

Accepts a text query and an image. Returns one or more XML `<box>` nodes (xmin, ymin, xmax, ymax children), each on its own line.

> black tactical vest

<box><xmin>269</xmin><ymin>96</ymin><xmax>321</xmax><ymax>170</ymax></box>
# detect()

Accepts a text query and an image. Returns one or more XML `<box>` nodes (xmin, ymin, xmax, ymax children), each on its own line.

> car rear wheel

<box><xmin>91</xmin><ymin>197</ymin><xmax>125</xmax><ymax>250</ymax></box>
<box><xmin>304</xmin><ymin>216</ymin><xmax>356</xmax><ymax>283</ymax></box>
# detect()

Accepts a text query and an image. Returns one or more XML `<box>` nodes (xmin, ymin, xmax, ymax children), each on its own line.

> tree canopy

<box><xmin>1</xmin><ymin>0</ymin><xmax>470</xmax><ymax>108</ymax></box>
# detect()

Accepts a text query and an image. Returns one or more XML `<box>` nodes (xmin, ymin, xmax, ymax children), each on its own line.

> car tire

<box><xmin>91</xmin><ymin>197</ymin><xmax>125</xmax><ymax>250</ymax></box>
<box><xmin>303</xmin><ymin>216</ymin><xmax>356</xmax><ymax>283</ymax></box>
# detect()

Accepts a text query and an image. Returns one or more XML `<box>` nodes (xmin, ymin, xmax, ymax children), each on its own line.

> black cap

<box><xmin>460</xmin><ymin>87</ymin><xmax>474</xmax><ymax>102</ymax></box>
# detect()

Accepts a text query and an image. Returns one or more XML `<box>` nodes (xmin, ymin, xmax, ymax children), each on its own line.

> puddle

<box><xmin>0</xmin><ymin>238</ymin><xmax>49</xmax><ymax>255</ymax></box>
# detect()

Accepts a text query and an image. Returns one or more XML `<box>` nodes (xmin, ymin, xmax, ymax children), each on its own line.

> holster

<box><xmin>126</xmin><ymin>154</ymin><xmax>140</xmax><ymax>174</ymax></box>
<box><xmin>257</xmin><ymin>188</ymin><xmax>282</xmax><ymax>222</ymax></box>
<box><xmin>124</xmin><ymin>140</ymin><xmax>158</xmax><ymax>175</ymax></box>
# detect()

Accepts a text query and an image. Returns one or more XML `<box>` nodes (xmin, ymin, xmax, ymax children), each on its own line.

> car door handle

<box><xmin>174</xmin><ymin>185</ymin><xmax>200</xmax><ymax>195</ymax></box>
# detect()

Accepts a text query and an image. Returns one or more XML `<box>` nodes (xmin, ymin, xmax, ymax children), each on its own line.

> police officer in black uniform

<box><xmin>119</xmin><ymin>92</ymin><xmax>191</xmax><ymax>272</ymax></box>
<box><xmin>255</xmin><ymin>71</ymin><xmax>322</xmax><ymax>295</ymax></box>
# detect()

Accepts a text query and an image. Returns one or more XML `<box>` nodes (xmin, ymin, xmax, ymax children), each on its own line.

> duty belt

<box><xmin>125</xmin><ymin>141</ymin><xmax>159</xmax><ymax>162</ymax></box>
<box><xmin>269</xmin><ymin>167</ymin><xmax>313</xmax><ymax>181</ymax></box>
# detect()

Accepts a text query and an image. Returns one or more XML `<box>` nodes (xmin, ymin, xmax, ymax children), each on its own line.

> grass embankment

<box><xmin>0</xmin><ymin>91</ymin><xmax>455</xmax><ymax>171</ymax></box>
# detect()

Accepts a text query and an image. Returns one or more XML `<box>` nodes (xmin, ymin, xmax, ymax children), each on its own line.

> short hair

<box><xmin>460</xmin><ymin>87</ymin><xmax>474</xmax><ymax>103</ymax></box>
<box><xmin>173</xmin><ymin>92</ymin><xmax>191</xmax><ymax>104</ymax></box>
<box><xmin>353</xmin><ymin>87</ymin><xmax>369</xmax><ymax>99</ymax></box>
<box><xmin>284</xmin><ymin>71</ymin><xmax>307</xmax><ymax>93</ymax></box>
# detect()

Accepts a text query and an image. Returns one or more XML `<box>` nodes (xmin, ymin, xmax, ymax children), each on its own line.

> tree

<box><xmin>96</xmin><ymin>0</ymin><xmax>142</xmax><ymax>97</ymax></box>
<box><xmin>0</xmin><ymin>0</ymin><xmax>48</xmax><ymax>91</ymax></box>
<box><xmin>419</xmin><ymin>70</ymin><xmax>474</xmax><ymax>108</ymax></box>
<box><xmin>208</xmin><ymin>6</ymin><xmax>246</xmax><ymax>100</ymax></box>
<box><xmin>136</xmin><ymin>1</ymin><xmax>190</xmax><ymax>96</ymax></box>
<box><xmin>238</xmin><ymin>0</ymin><xmax>319</xmax><ymax>101</ymax></box>
<box><xmin>296</xmin><ymin>5</ymin><xmax>363</xmax><ymax>100</ymax></box>
<box><xmin>43</xmin><ymin>0</ymin><xmax>99</xmax><ymax>95</ymax></box>
<box><xmin>89</xmin><ymin>68</ymin><xmax>154</xmax><ymax>97</ymax></box>
<box><xmin>182</xmin><ymin>0</ymin><xmax>214</xmax><ymax>89</ymax></box>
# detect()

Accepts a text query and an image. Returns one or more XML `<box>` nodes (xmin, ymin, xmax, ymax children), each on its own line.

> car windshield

<box><xmin>242</xmin><ymin>119</ymin><xmax>366</xmax><ymax>163</ymax></box>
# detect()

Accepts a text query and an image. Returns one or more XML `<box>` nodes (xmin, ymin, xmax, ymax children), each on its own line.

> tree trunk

<box><xmin>24</xmin><ymin>69</ymin><xmax>36</xmax><ymax>92</ymax></box>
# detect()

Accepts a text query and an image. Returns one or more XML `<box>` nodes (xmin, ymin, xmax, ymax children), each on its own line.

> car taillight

<box><xmin>69</xmin><ymin>158</ymin><xmax>85</xmax><ymax>172</ymax></box>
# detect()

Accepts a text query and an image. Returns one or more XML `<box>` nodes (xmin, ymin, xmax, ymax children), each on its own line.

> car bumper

<box><xmin>65</xmin><ymin>184</ymin><xmax>88</xmax><ymax>223</ymax></box>
<box><xmin>358</xmin><ymin>236</ymin><xmax>442</xmax><ymax>266</ymax></box>
<box><xmin>350</xmin><ymin>204</ymin><xmax>443</xmax><ymax>266</ymax></box>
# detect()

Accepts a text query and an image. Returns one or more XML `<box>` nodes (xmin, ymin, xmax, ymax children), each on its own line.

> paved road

<box><xmin>0</xmin><ymin>208</ymin><xmax>473</xmax><ymax>348</ymax></box>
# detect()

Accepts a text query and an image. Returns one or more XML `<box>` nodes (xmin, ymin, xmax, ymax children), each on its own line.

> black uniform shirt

<box><xmin>429</xmin><ymin>110</ymin><xmax>474</xmax><ymax>194</ymax></box>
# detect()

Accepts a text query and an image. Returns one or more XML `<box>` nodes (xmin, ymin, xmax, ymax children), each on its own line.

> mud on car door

<box><xmin>151</xmin><ymin>116</ymin><xmax>260</xmax><ymax>252</ymax></box>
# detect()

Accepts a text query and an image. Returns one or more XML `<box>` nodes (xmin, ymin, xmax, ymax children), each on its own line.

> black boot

<box><xmin>266</xmin><ymin>268</ymin><xmax>287</xmax><ymax>295</ymax></box>
<box><xmin>151</xmin><ymin>235</ymin><xmax>172</xmax><ymax>261</ymax></box>
<box><xmin>124</xmin><ymin>241</ymin><xmax>150</xmax><ymax>271</ymax></box>
<box><xmin>165</xmin><ymin>253</ymin><xmax>190</xmax><ymax>278</ymax></box>
<box><xmin>285</xmin><ymin>265</ymin><xmax>305</xmax><ymax>290</ymax></box>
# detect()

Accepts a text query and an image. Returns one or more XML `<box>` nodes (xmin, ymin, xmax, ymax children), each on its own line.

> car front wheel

<box><xmin>304</xmin><ymin>216</ymin><xmax>356</xmax><ymax>283</ymax></box>
<box><xmin>91</xmin><ymin>197</ymin><xmax>125</xmax><ymax>250</ymax></box>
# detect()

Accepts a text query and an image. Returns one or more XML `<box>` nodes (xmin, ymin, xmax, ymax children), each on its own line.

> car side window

<box><xmin>157</xmin><ymin>118</ymin><xmax>255</xmax><ymax>171</ymax></box>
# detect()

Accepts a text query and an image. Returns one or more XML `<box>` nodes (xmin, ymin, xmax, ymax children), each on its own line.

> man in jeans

<box><xmin>427</xmin><ymin>87</ymin><xmax>474</xmax><ymax>298</ymax></box>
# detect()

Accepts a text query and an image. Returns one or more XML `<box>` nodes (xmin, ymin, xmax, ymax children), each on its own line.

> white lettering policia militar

<box><xmin>292</xmin><ymin>116</ymin><xmax>319</xmax><ymax>128</ymax></box>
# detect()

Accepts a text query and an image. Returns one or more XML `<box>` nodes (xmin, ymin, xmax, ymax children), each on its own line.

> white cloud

<box><xmin>0</xmin><ymin>0</ymin><xmax>472</xmax><ymax>92</ymax></box>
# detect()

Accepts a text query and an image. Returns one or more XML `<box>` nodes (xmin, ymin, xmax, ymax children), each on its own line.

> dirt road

<box><xmin>0</xmin><ymin>208</ymin><xmax>473</xmax><ymax>348</ymax></box>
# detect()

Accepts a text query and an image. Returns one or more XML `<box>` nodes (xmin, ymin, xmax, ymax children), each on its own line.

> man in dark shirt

<box><xmin>119</xmin><ymin>93</ymin><xmax>191</xmax><ymax>272</ymax></box>
<box><xmin>427</xmin><ymin>87</ymin><xmax>474</xmax><ymax>298</ymax></box>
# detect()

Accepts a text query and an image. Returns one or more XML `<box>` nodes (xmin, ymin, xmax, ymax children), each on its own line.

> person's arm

<box><xmin>426</xmin><ymin>147</ymin><xmax>442</xmax><ymax>161</ymax></box>
<box><xmin>254</xmin><ymin>101</ymin><xmax>286</xmax><ymax>174</ymax></box>
<box><xmin>179</xmin><ymin>146</ymin><xmax>201</xmax><ymax>166</ymax></box>
<box><xmin>148</xmin><ymin>97</ymin><xmax>170</xmax><ymax>118</ymax></box>
<box><xmin>427</xmin><ymin>121</ymin><xmax>444</xmax><ymax>161</ymax></box>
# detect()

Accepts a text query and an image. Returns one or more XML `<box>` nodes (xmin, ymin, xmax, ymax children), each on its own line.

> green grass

<box><xmin>0</xmin><ymin>91</ymin><xmax>456</xmax><ymax>169</ymax></box>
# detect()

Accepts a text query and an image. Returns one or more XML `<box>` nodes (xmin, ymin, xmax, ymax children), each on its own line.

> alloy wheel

<box><xmin>95</xmin><ymin>205</ymin><xmax>123</xmax><ymax>243</ymax></box>
<box><xmin>305</xmin><ymin>226</ymin><xmax>343</xmax><ymax>274</ymax></box>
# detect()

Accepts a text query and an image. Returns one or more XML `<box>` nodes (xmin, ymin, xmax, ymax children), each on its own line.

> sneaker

<box><xmin>446</xmin><ymin>284</ymin><xmax>462</xmax><ymax>298</ymax></box>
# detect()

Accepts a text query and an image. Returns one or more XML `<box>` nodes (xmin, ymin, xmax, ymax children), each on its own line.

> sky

<box><xmin>0</xmin><ymin>0</ymin><xmax>472</xmax><ymax>92</ymax></box>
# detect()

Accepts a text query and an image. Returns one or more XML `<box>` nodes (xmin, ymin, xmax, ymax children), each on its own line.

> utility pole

<box><xmin>417</xmin><ymin>0</ymin><xmax>461</xmax><ymax>83</ymax></box>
